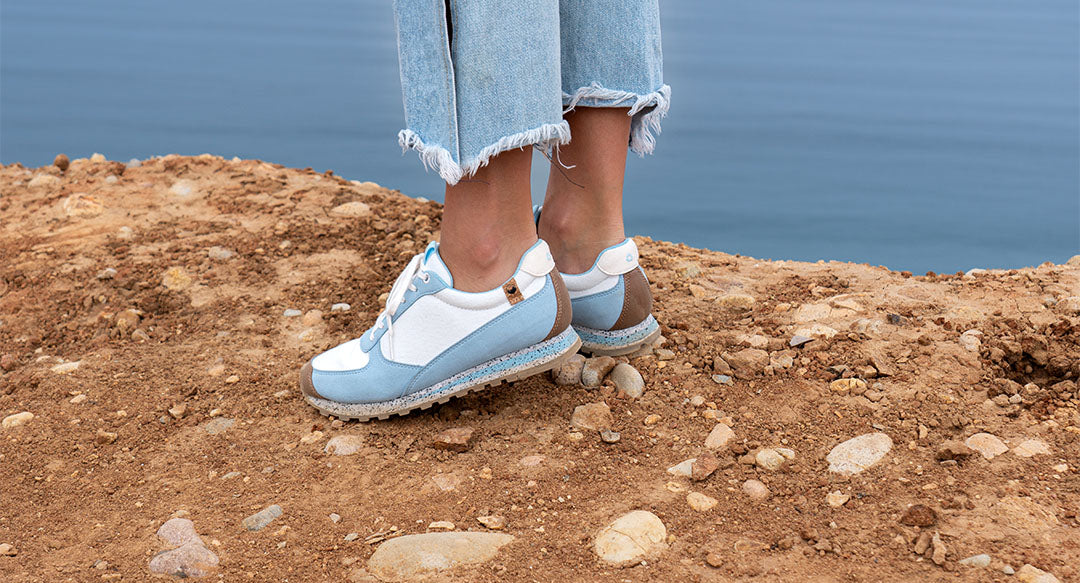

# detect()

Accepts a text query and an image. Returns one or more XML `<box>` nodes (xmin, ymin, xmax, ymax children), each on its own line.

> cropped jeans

<box><xmin>393</xmin><ymin>0</ymin><xmax>670</xmax><ymax>184</ymax></box>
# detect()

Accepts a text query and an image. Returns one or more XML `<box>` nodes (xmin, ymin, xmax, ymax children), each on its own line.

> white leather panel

<box><xmin>312</xmin><ymin>338</ymin><xmax>370</xmax><ymax>371</ymax></box>
<box><xmin>384</xmin><ymin>291</ymin><xmax>510</xmax><ymax>366</ymax></box>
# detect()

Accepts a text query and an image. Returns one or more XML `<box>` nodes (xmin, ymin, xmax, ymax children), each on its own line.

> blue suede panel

<box><xmin>310</xmin><ymin>346</ymin><xmax>423</xmax><ymax>404</ymax></box>
<box><xmin>360</xmin><ymin>274</ymin><xmax>450</xmax><ymax>352</ymax></box>
<box><xmin>406</xmin><ymin>276</ymin><xmax>558</xmax><ymax>392</ymax></box>
<box><xmin>570</xmin><ymin>276</ymin><xmax>624</xmax><ymax>330</ymax></box>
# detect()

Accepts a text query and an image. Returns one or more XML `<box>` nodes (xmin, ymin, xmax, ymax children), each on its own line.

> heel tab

<box><xmin>596</xmin><ymin>239</ymin><xmax>639</xmax><ymax>276</ymax></box>
<box><xmin>520</xmin><ymin>239</ymin><xmax>556</xmax><ymax>277</ymax></box>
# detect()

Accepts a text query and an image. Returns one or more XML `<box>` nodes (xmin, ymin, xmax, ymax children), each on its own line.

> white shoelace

<box><xmin>369</xmin><ymin>253</ymin><xmax>430</xmax><ymax>360</ymax></box>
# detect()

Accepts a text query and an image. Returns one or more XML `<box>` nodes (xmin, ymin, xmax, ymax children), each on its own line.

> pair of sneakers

<box><xmin>299</xmin><ymin>237</ymin><xmax>660</xmax><ymax>421</ymax></box>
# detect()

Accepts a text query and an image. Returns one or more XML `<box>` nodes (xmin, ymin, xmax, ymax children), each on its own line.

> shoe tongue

<box><xmin>420</xmin><ymin>242</ymin><xmax>453</xmax><ymax>286</ymax></box>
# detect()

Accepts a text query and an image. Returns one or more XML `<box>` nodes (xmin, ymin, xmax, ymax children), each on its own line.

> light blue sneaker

<box><xmin>300</xmin><ymin>240</ymin><xmax>580</xmax><ymax>421</ymax></box>
<box><xmin>561</xmin><ymin>238</ymin><xmax>661</xmax><ymax>356</ymax></box>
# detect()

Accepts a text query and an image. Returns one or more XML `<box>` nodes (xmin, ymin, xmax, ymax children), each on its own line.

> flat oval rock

<box><xmin>368</xmin><ymin>532</ymin><xmax>514</xmax><ymax>582</ymax></box>
<box><xmin>826</xmin><ymin>432</ymin><xmax>893</xmax><ymax>475</ymax></box>
<box><xmin>594</xmin><ymin>510</ymin><xmax>668</xmax><ymax>566</ymax></box>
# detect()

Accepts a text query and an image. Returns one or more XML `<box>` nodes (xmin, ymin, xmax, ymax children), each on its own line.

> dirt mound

<box><xmin>1</xmin><ymin>154</ymin><xmax>1077</xmax><ymax>582</ymax></box>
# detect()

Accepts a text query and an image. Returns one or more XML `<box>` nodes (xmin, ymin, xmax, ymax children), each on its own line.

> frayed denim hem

<box><xmin>563</xmin><ymin>83</ymin><xmax>671</xmax><ymax>156</ymax></box>
<box><xmin>398</xmin><ymin>121</ymin><xmax>571</xmax><ymax>185</ymax></box>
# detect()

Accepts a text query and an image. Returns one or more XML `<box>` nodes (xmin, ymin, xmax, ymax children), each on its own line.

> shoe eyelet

<box><xmin>506</xmin><ymin>284</ymin><xmax>517</xmax><ymax>294</ymax></box>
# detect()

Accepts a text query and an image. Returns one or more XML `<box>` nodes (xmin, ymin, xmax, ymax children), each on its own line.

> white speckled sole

<box><xmin>575</xmin><ymin>315</ymin><xmax>661</xmax><ymax>357</ymax></box>
<box><xmin>305</xmin><ymin>327</ymin><xmax>581</xmax><ymax>422</ymax></box>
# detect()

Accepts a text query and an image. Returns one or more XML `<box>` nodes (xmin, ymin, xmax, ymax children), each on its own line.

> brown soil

<box><xmin>1</xmin><ymin>154</ymin><xmax>1077</xmax><ymax>582</ymax></box>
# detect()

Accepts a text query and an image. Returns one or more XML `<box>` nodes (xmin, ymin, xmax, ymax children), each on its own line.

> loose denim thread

<box><xmin>563</xmin><ymin>83</ymin><xmax>672</xmax><ymax>156</ymax></box>
<box><xmin>399</xmin><ymin>121</ymin><xmax>571</xmax><ymax>185</ymax></box>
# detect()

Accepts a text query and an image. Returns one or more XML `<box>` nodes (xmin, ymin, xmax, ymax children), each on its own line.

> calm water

<box><xmin>2</xmin><ymin>0</ymin><xmax>1077</xmax><ymax>272</ymax></box>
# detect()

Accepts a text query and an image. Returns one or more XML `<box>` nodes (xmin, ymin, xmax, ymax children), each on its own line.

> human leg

<box><xmin>441</xmin><ymin>147</ymin><xmax>537</xmax><ymax>292</ymax></box>
<box><xmin>534</xmin><ymin>0</ymin><xmax>670</xmax><ymax>355</ymax></box>
<box><xmin>299</xmin><ymin>0</ymin><xmax>582</xmax><ymax>419</ymax></box>
<box><xmin>538</xmin><ymin>107</ymin><xmax>631</xmax><ymax>275</ymax></box>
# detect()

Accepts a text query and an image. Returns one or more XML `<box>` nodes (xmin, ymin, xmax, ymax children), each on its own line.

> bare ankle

<box><xmin>538</xmin><ymin>206</ymin><xmax>623</xmax><ymax>275</ymax></box>
<box><xmin>440</xmin><ymin>235</ymin><xmax>536</xmax><ymax>292</ymax></box>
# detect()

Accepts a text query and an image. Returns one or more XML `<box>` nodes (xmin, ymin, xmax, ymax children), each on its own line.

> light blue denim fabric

<box><xmin>394</xmin><ymin>0</ymin><xmax>670</xmax><ymax>184</ymax></box>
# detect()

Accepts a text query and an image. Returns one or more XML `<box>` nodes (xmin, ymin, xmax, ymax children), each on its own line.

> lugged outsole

<box><xmin>305</xmin><ymin>330</ymin><xmax>582</xmax><ymax>422</ymax></box>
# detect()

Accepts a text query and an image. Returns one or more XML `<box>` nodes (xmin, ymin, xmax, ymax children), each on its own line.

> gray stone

<box><xmin>593</xmin><ymin>510</ymin><xmax>668</xmax><ymax>566</ymax></box>
<box><xmin>207</xmin><ymin>246</ymin><xmax>235</xmax><ymax>260</ymax></box>
<box><xmin>367</xmin><ymin>532</ymin><xmax>514</xmax><ymax>582</ymax></box>
<box><xmin>711</xmin><ymin>374</ymin><xmax>733</xmax><ymax>386</ymax></box>
<box><xmin>331</xmin><ymin>303</ymin><xmax>351</xmax><ymax>312</ymax></box>
<box><xmin>599</xmin><ymin>429</ymin><xmax>621</xmax><ymax>443</ymax></box>
<box><xmin>826</xmin><ymin>433</ymin><xmax>893</xmax><ymax>475</ymax></box>
<box><xmin>667</xmin><ymin>458</ymin><xmax>696</xmax><ymax>477</ymax></box>
<box><xmin>149</xmin><ymin>542</ymin><xmax>219</xmax><ymax>578</ymax></box>
<box><xmin>581</xmin><ymin>356</ymin><xmax>616</xmax><ymax>387</ymax></box>
<box><xmin>203</xmin><ymin>418</ymin><xmax>235</xmax><ymax>435</ymax></box>
<box><xmin>742</xmin><ymin>479</ymin><xmax>770</xmax><ymax>501</ymax></box>
<box><xmin>283</xmin><ymin>309</ymin><xmax>302</xmax><ymax>317</ymax></box>
<box><xmin>157</xmin><ymin>518</ymin><xmax>202</xmax><ymax>547</ymax></box>
<box><xmin>552</xmin><ymin>354</ymin><xmax>585</xmax><ymax>386</ymax></box>
<box><xmin>242</xmin><ymin>504</ymin><xmax>282</xmax><ymax>531</ymax></box>
<box><xmin>609</xmin><ymin>363</ymin><xmax>645</xmax><ymax>398</ymax></box>
<box><xmin>789</xmin><ymin>334</ymin><xmax>813</xmax><ymax>347</ymax></box>
<box><xmin>959</xmin><ymin>554</ymin><xmax>991</xmax><ymax>568</ymax></box>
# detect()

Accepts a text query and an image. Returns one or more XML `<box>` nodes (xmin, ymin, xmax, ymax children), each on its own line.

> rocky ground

<box><xmin>0</xmin><ymin>154</ymin><xmax>1077</xmax><ymax>582</ymax></box>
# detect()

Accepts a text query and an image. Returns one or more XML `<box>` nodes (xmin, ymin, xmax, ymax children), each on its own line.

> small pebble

<box><xmin>552</xmin><ymin>354</ymin><xmax>585</xmax><ymax>386</ymax></box>
<box><xmin>581</xmin><ymin>356</ymin><xmax>617</xmax><ymax>387</ymax></box>
<box><xmin>242</xmin><ymin>505</ymin><xmax>283</xmax><ymax>531</ymax></box>
<box><xmin>711</xmin><ymin>374</ymin><xmax>733</xmax><ymax>385</ymax></box>
<box><xmin>959</xmin><ymin>554</ymin><xmax>991</xmax><ymax>568</ymax></box>
<box><xmin>686</xmin><ymin>491</ymin><xmax>718</xmax><ymax>512</ymax></box>
<box><xmin>477</xmin><ymin>515</ymin><xmax>506</xmax><ymax>530</ymax></box>
<box><xmin>283</xmin><ymin>309</ymin><xmax>302</xmax><ymax>317</ymax></box>
<box><xmin>609</xmin><ymin>363</ymin><xmax>645</xmax><ymax>398</ymax></box>
<box><xmin>331</xmin><ymin>303</ymin><xmax>351</xmax><ymax>312</ymax></box>
<box><xmin>2</xmin><ymin>412</ymin><xmax>33</xmax><ymax>429</ymax></box>
<box><xmin>432</xmin><ymin>427</ymin><xmax>475</xmax><ymax>452</ymax></box>
<box><xmin>599</xmin><ymin>429</ymin><xmax>621</xmax><ymax>443</ymax></box>
<box><xmin>742</xmin><ymin>479</ymin><xmax>770</xmax><ymax>501</ymax></box>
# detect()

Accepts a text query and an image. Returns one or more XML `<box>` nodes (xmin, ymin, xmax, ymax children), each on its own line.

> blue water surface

<box><xmin>2</xmin><ymin>0</ymin><xmax>1077</xmax><ymax>272</ymax></box>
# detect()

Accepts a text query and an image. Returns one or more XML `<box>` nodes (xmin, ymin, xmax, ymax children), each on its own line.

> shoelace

<box><xmin>369</xmin><ymin>253</ymin><xmax>430</xmax><ymax>360</ymax></box>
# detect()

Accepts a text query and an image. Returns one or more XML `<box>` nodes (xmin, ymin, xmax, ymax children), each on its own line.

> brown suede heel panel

<box><xmin>612</xmin><ymin>267</ymin><xmax>653</xmax><ymax>330</ymax></box>
<box><xmin>544</xmin><ymin>269</ymin><xmax>572</xmax><ymax>340</ymax></box>
<box><xmin>299</xmin><ymin>361</ymin><xmax>324</xmax><ymax>400</ymax></box>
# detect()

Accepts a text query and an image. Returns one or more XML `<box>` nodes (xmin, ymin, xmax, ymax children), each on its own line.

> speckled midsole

<box><xmin>305</xmin><ymin>327</ymin><xmax>581</xmax><ymax>420</ymax></box>
<box><xmin>575</xmin><ymin>315</ymin><xmax>659</xmax><ymax>354</ymax></box>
